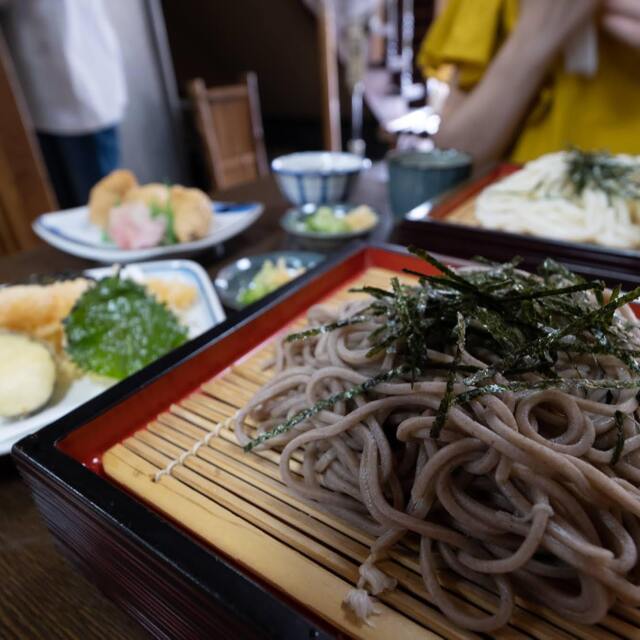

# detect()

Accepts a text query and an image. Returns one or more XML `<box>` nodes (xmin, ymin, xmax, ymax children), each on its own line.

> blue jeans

<box><xmin>37</xmin><ymin>125</ymin><xmax>120</xmax><ymax>209</ymax></box>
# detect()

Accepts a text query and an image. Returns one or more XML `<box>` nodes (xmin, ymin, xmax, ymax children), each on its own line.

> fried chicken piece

<box><xmin>88</xmin><ymin>169</ymin><xmax>138</xmax><ymax>228</ymax></box>
<box><xmin>123</xmin><ymin>183</ymin><xmax>170</xmax><ymax>208</ymax></box>
<box><xmin>170</xmin><ymin>185</ymin><xmax>213</xmax><ymax>242</ymax></box>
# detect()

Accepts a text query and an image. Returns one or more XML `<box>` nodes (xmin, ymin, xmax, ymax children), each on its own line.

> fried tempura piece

<box><xmin>89</xmin><ymin>169</ymin><xmax>138</xmax><ymax>228</ymax></box>
<box><xmin>0</xmin><ymin>279</ymin><xmax>91</xmax><ymax>350</ymax></box>
<box><xmin>0</xmin><ymin>276</ymin><xmax>198</xmax><ymax>352</ymax></box>
<box><xmin>0</xmin><ymin>332</ymin><xmax>56</xmax><ymax>417</ymax></box>
<box><xmin>145</xmin><ymin>278</ymin><xmax>197</xmax><ymax>310</ymax></box>
<box><xmin>124</xmin><ymin>183</ymin><xmax>170</xmax><ymax>208</ymax></box>
<box><xmin>170</xmin><ymin>185</ymin><xmax>212</xmax><ymax>242</ymax></box>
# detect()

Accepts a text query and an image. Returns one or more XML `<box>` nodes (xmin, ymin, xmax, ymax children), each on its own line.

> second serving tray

<box><xmin>395</xmin><ymin>165</ymin><xmax>640</xmax><ymax>289</ymax></box>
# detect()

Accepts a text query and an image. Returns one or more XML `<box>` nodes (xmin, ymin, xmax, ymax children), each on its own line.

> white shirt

<box><xmin>2</xmin><ymin>0</ymin><xmax>127</xmax><ymax>134</ymax></box>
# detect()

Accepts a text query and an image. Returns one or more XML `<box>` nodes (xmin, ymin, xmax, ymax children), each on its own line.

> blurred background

<box><xmin>0</xmin><ymin>0</ymin><xmax>442</xmax><ymax>251</ymax></box>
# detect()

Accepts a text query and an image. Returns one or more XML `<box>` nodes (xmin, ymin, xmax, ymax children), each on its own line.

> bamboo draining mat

<box><xmin>103</xmin><ymin>267</ymin><xmax>640</xmax><ymax>640</ymax></box>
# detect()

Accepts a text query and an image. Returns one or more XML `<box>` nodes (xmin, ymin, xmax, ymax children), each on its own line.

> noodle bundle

<box><xmin>476</xmin><ymin>150</ymin><xmax>640</xmax><ymax>249</ymax></box>
<box><xmin>234</xmin><ymin>251</ymin><xmax>640</xmax><ymax>631</ymax></box>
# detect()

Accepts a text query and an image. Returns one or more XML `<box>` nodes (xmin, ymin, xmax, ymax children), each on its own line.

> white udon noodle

<box><xmin>476</xmin><ymin>151</ymin><xmax>640</xmax><ymax>249</ymax></box>
<box><xmin>234</xmin><ymin>295</ymin><xmax>640</xmax><ymax>632</ymax></box>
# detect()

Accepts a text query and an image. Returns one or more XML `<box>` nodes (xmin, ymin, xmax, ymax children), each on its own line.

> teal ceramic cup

<box><xmin>387</xmin><ymin>149</ymin><xmax>472</xmax><ymax>218</ymax></box>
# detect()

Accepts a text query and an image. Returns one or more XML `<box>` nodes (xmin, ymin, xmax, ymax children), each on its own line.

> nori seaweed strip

<box><xmin>612</xmin><ymin>411</ymin><xmax>626</xmax><ymax>465</ymax></box>
<box><xmin>471</xmin><ymin>306</ymin><xmax>525</xmax><ymax>351</ymax></box>
<box><xmin>424</xmin><ymin>362</ymin><xmax>481</xmax><ymax>374</ymax></box>
<box><xmin>286</xmin><ymin>315</ymin><xmax>369</xmax><ymax>342</ymax></box>
<box><xmin>464</xmin><ymin>284</ymin><xmax>640</xmax><ymax>386</ymax></box>
<box><xmin>473</xmin><ymin>255</ymin><xmax>523</xmax><ymax>269</ymax></box>
<box><xmin>349</xmin><ymin>286</ymin><xmax>394</xmax><ymax>299</ymax></box>
<box><xmin>591</xmin><ymin>327</ymin><xmax>640</xmax><ymax>373</ymax></box>
<box><xmin>560</xmin><ymin>342</ymin><xmax>640</xmax><ymax>360</ymax></box>
<box><xmin>567</xmin><ymin>148</ymin><xmax>640</xmax><ymax>200</ymax></box>
<box><xmin>409</xmin><ymin>246</ymin><xmax>472</xmax><ymax>287</ymax></box>
<box><xmin>432</xmin><ymin>313</ymin><xmax>466</xmax><ymax>439</ymax></box>
<box><xmin>455</xmin><ymin>377</ymin><xmax>640</xmax><ymax>405</ymax></box>
<box><xmin>244</xmin><ymin>365</ymin><xmax>413</xmax><ymax>451</ymax></box>
<box><xmin>403</xmin><ymin>273</ymin><xmax>501</xmax><ymax>308</ymax></box>
<box><xmin>389</xmin><ymin>276</ymin><xmax>425</xmax><ymax>381</ymax></box>
<box><xmin>248</xmin><ymin>249</ymin><xmax>640</xmax><ymax>452</ymax></box>
<box><xmin>499</xmin><ymin>281</ymin><xmax>603</xmax><ymax>302</ymax></box>
<box><xmin>366</xmin><ymin>332</ymin><xmax>402</xmax><ymax>358</ymax></box>
<box><xmin>482</xmin><ymin>279</ymin><xmax>516</xmax><ymax>292</ymax></box>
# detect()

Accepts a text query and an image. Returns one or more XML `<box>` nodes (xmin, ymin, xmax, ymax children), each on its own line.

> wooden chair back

<box><xmin>188</xmin><ymin>73</ymin><xmax>268</xmax><ymax>191</ymax></box>
<box><xmin>0</xmin><ymin>33</ymin><xmax>55</xmax><ymax>255</ymax></box>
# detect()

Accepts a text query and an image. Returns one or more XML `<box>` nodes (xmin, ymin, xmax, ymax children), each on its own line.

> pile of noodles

<box><xmin>476</xmin><ymin>151</ymin><xmax>640</xmax><ymax>249</ymax></box>
<box><xmin>234</xmin><ymin>290</ymin><xmax>640</xmax><ymax>632</ymax></box>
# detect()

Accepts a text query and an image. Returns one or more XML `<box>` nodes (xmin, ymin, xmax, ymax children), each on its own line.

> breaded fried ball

<box><xmin>88</xmin><ymin>169</ymin><xmax>138</xmax><ymax>228</ymax></box>
<box><xmin>0</xmin><ymin>332</ymin><xmax>56</xmax><ymax>417</ymax></box>
<box><xmin>124</xmin><ymin>183</ymin><xmax>170</xmax><ymax>208</ymax></box>
<box><xmin>170</xmin><ymin>185</ymin><xmax>212</xmax><ymax>242</ymax></box>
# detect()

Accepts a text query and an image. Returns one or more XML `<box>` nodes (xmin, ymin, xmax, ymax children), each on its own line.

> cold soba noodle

<box><xmin>234</xmin><ymin>250</ymin><xmax>640</xmax><ymax>632</ymax></box>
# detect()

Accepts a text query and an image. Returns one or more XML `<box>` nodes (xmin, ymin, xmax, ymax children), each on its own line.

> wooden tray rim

<box><xmin>405</xmin><ymin>163</ymin><xmax>640</xmax><ymax>270</ymax></box>
<box><xmin>13</xmin><ymin>240</ymin><xmax>640</xmax><ymax>638</ymax></box>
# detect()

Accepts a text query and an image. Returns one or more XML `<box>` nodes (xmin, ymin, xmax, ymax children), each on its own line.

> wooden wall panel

<box><xmin>0</xmin><ymin>32</ymin><xmax>56</xmax><ymax>255</ymax></box>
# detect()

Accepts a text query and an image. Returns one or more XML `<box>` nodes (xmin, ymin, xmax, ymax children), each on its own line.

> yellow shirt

<box><xmin>418</xmin><ymin>0</ymin><xmax>640</xmax><ymax>163</ymax></box>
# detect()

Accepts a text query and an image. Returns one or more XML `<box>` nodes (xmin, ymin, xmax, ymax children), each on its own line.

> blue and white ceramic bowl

<box><xmin>271</xmin><ymin>151</ymin><xmax>371</xmax><ymax>205</ymax></box>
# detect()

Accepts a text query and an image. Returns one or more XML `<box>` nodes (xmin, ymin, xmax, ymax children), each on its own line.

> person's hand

<box><xmin>602</xmin><ymin>0</ymin><xmax>640</xmax><ymax>49</ymax></box>
<box><xmin>515</xmin><ymin>0</ymin><xmax>600</xmax><ymax>60</ymax></box>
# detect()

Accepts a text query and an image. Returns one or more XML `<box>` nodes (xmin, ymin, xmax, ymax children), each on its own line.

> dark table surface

<box><xmin>0</xmin><ymin>169</ymin><xmax>396</xmax><ymax>639</ymax></box>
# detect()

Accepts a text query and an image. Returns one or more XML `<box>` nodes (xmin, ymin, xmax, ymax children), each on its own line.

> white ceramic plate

<box><xmin>33</xmin><ymin>201</ymin><xmax>263</xmax><ymax>263</ymax></box>
<box><xmin>0</xmin><ymin>259</ymin><xmax>225</xmax><ymax>455</ymax></box>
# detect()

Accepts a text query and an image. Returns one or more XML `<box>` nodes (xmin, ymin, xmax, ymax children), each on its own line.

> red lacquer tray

<box><xmin>13</xmin><ymin>243</ymin><xmax>471</xmax><ymax>640</ymax></box>
<box><xmin>395</xmin><ymin>164</ymin><xmax>640</xmax><ymax>288</ymax></box>
<box><xmin>13</xmin><ymin>242</ymin><xmax>640</xmax><ymax>639</ymax></box>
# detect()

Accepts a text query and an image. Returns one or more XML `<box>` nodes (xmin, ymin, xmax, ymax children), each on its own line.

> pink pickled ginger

<box><xmin>107</xmin><ymin>202</ymin><xmax>166</xmax><ymax>250</ymax></box>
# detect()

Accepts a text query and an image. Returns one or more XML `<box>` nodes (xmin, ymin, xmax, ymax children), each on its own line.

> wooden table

<box><xmin>0</xmin><ymin>170</ymin><xmax>395</xmax><ymax>639</ymax></box>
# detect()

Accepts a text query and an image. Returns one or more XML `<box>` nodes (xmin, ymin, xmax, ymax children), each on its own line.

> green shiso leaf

<box><xmin>63</xmin><ymin>274</ymin><xmax>188</xmax><ymax>380</ymax></box>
